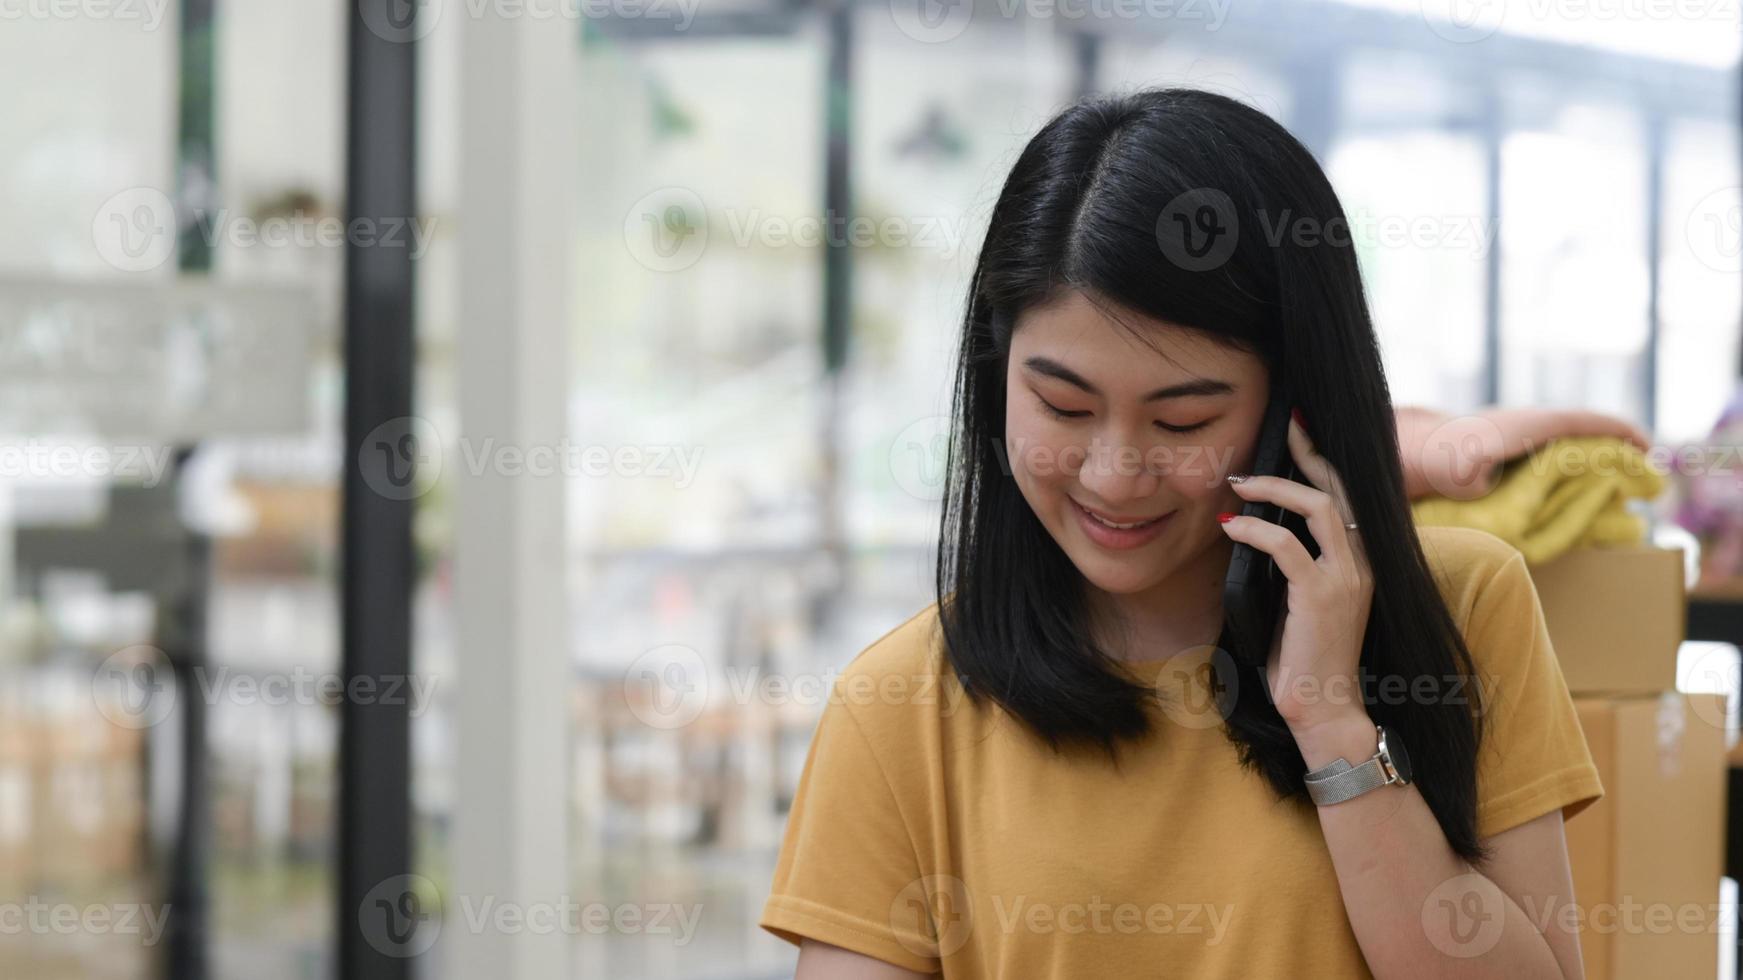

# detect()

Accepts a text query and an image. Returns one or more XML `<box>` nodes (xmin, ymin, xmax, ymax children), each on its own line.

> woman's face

<box><xmin>1004</xmin><ymin>289</ymin><xmax>1271</xmax><ymax>598</ymax></box>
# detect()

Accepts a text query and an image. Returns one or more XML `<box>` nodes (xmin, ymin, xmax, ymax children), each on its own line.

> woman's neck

<box><xmin>1086</xmin><ymin>536</ymin><xmax>1233</xmax><ymax>664</ymax></box>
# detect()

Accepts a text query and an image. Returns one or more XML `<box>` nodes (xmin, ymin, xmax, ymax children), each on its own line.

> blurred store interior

<box><xmin>0</xmin><ymin>0</ymin><xmax>1740</xmax><ymax>977</ymax></box>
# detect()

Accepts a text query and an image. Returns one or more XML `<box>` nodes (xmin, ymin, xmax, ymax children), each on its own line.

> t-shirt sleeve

<box><xmin>1464</xmin><ymin>548</ymin><xmax>1606</xmax><ymax>840</ymax></box>
<box><xmin>759</xmin><ymin>690</ymin><xmax>941</xmax><ymax>974</ymax></box>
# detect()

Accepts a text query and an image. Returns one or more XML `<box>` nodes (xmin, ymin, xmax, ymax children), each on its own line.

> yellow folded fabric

<box><xmin>1409</xmin><ymin>436</ymin><xmax>1666</xmax><ymax>565</ymax></box>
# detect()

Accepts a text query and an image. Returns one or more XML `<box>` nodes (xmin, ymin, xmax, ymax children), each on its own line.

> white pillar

<box><xmin>451</xmin><ymin>10</ymin><xmax>577</xmax><ymax>980</ymax></box>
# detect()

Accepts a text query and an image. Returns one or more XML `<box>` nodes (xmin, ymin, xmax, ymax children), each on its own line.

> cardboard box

<box><xmin>1567</xmin><ymin>692</ymin><xmax>1725</xmax><ymax>980</ymax></box>
<box><xmin>1529</xmin><ymin>545</ymin><xmax>1686</xmax><ymax>695</ymax></box>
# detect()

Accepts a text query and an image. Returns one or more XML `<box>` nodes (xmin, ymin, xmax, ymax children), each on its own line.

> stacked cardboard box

<box><xmin>1527</xmin><ymin>544</ymin><xmax>1725</xmax><ymax>980</ymax></box>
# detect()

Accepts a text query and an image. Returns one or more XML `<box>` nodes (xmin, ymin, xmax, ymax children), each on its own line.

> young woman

<box><xmin>760</xmin><ymin>87</ymin><xmax>1601</xmax><ymax>979</ymax></box>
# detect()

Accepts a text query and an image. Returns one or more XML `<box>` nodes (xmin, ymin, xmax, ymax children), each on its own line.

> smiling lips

<box><xmin>1073</xmin><ymin>498</ymin><xmax>1168</xmax><ymax>529</ymax></box>
<box><xmin>1070</xmin><ymin>497</ymin><xmax>1174</xmax><ymax>550</ymax></box>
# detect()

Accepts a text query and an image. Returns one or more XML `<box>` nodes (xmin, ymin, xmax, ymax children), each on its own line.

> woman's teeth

<box><xmin>1083</xmin><ymin>508</ymin><xmax>1161</xmax><ymax>529</ymax></box>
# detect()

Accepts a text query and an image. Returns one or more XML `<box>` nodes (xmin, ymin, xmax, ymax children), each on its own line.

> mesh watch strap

<box><xmin>1303</xmin><ymin>754</ymin><xmax>1389</xmax><ymax>806</ymax></box>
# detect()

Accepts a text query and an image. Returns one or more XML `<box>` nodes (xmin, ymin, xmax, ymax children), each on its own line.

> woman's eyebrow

<box><xmin>1022</xmin><ymin>356</ymin><xmax>1234</xmax><ymax>402</ymax></box>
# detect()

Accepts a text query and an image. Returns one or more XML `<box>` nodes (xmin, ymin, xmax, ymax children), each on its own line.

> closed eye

<box><xmin>1037</xmin><ymin>394</ymin><xmax>1211</xmax><ymax>434</ymax></box>
<box><xmin>1036</xmin><ymin>395</ymin><xmax>1090</xmax><ymax>420</ymax></box>
<box><xmin>1156</xmin><ymin>420</ymin><xmax>1211</xmax><ymax>434</ymax></box>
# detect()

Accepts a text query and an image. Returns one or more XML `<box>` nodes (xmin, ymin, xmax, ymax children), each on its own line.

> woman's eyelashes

<box><xmin>1035</xmin><ymin>394</ymin><xmax>1089</xmax><ymax>420</ymax></box>
<box><xmin>1033</xmin><ymin>393</ymin><xmax>1212</xmax><ymax>433</ymax></box>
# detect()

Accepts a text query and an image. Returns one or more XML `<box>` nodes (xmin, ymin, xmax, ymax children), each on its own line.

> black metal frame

<box><xmin>338</xmin><ymin>3</ymin><xmax>418</xmax><ymax>978</ymax></box>
<box><xmin>1687</xmin><ymin>599</ymin><xmax>1743</xmax><ymax>963</ymax></box>
<box><xmin>166</xmin><ymin>0</ymin><xmax>215</xmax><ymax>970</ymax></box>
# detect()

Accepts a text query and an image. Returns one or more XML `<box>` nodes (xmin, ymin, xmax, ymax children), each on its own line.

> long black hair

<box><xmin>934</xmin><ymin>87</ymin><xmax>1493</xmax><ymax>867</ymax></box>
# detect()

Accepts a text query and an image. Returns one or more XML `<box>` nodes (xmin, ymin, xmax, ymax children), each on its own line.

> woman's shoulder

<box><xmin>1416</xmin><ymin>523</ymin><xmax>1530</xmax><ymax>619</ymax></box>
<box><xmin>826</xmin><ymin>599</ymin><xmax>958</xmax><ymax>730</ymax></box>
<box><xmin>1414</xmin><ymin>523</ymin><xmax>1560</xmax><ymax>690</ymax></box>
<box><xmin>1417</xmin><ymin>522</ymin><xmax>1522</xmax><ymax>572</ymax></box>
<box><xmin>838</xmin><ymin>599</ymin><xmax>946</xmax><ymax>675</ymax></box>
<box><xmin>1413</xmin><ymin>530</ymin><xmax>1605</xmax><ymax>837</ymax></box>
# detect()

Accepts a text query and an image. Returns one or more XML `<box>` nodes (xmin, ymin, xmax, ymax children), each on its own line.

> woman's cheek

<box><xmin>1004</xmin><ymin>414</ymin><xmax>1070</xmax><ymax>494</ymax></box>
<box><xmin>1162</xmin><ymin>440</ymin><xmax>1240</xmax><ymax>499</ymax></box>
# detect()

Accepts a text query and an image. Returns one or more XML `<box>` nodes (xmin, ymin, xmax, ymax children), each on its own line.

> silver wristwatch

<box><xmin>1304</xmin><ymin>724</ymin><xmax>1412</xmax><ymax>806</ymax></box>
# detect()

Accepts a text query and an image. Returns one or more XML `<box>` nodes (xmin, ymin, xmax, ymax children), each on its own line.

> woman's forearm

<box><xmin>1290</xmin><ymin>712</ymin><xmax>1568</xmax><ymax>980</ymax></box>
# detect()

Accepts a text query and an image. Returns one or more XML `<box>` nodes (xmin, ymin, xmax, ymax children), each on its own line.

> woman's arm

<box><xmin>1395</xmin><ymin>404</ymin><xmax>1652</xmax><ymax>501</ymax></box>
<box><xmin>796</xmin><ymin>938</ymin><xmax>938</xmax><ymax>979</ymax></box>
<box><xmin>1224</xmin><ymin>413</ymin><xmax>1588</xmax><ymax>979</ymax></box>
<box><xmin>1295</xmin><ymin>716</ymin><xmax>1584</xmax><ymax>980</ymax></box>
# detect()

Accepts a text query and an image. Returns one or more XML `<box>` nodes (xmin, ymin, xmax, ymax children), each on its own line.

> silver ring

<box><xmin>1344</xmin><ymin>522</ymin><xmax>1359</xmax><ymax>530</ymax></box>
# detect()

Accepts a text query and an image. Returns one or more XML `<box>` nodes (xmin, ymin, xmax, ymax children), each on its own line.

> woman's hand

<box><xmin>1217</xmin><ymin>410</ymin><xmax>1375</xmax><ymax>735</ymax></box>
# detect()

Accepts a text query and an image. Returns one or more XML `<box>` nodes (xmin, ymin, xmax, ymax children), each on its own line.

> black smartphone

<box><xmin>1221</xmin><ymin>385</ymin><xmax>1321</xmax><ymax>672</ymax></box>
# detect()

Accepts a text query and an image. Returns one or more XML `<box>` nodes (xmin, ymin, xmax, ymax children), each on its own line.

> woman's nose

<box><xmin>1072</xmin><ymin>433</ymin><xmax>1162</xmax><ymax>504</ymax></box>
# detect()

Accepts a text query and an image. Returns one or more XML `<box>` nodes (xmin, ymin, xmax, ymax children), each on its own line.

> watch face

<box><xmin>1380</xmin><ymin>726</ymin><xmax>1412</xmax><ymax>784</ymax></box>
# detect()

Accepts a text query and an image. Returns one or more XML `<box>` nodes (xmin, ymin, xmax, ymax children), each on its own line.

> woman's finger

<box><xmin>1226</xmin><ymin>474</ymin><xmax>1349</xmax><ymax>568</ymax></box>
<box><xmin>1219</xmin><ymin>509</ymin><xmax>1319</xmax><ymax>584</ymax></box>
<box><xmin>1285</xmin><ymin>412</ymin><xmax>1369</xmax><ymax>577</ymax></box>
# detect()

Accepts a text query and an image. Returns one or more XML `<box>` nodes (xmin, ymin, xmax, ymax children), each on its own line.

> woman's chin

<box><xmin>1072</xmin><ymin>560</ymin><xmax>1160</xmax><ymax>597</ymax></box>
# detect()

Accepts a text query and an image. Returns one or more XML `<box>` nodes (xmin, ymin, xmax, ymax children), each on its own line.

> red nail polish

<box><xmin>1291</xmin><ymin>406</ymin><xmax>1307</xmax><ymax>431</ymax></box>
<box><xmin>1217</xmin><ymin>511</ymin><xmax>1236</xmax><ymax>523</ymax></box>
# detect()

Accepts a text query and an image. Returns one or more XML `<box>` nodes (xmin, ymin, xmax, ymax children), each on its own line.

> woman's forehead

<box><xmin>1013</xmin><ymin>297</ymin><xmax>1260</xmax><ymax>386</ymax></box>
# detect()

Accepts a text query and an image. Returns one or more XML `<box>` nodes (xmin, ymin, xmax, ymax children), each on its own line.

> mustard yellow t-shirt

<box><xmin>758</xmin><ymin>524</ymin><xmax>1604</xmax><ymax>977</ymax></box>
